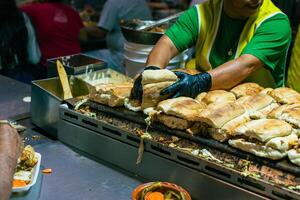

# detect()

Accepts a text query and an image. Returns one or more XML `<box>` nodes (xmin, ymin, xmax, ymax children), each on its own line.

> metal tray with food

<box><xmin>120</xmin><ymin>20</ymin><xmax>171</xmax><ymax>45</ymax></box>
<box><xmin>58</xmin><ymin>104</ymin><xmax>300</xmax><ymax>199</ymax></box>
<box><xmin>82</xmin><ymin>101</ymin><xmax>300</xmax><ymax>175</ymax></box>
<box><xmin>47</xmin><ymin>53</ymin><xmax>107</xmax><ymax>77</ymax></box>
<box><xmin>12</xmin><ymin>146</ymin><xmax>42</xmax><ymax>193</ymax></box>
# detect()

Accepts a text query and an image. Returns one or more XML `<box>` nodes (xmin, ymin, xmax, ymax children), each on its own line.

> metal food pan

<box><xmin>46</xmin><ymin>53</ymin><xmax>107</xmax><ymax>78</ymax></box>
<box><xmin>74</xmin><ymin>68</ymin><xmax>133</xmax><ymax>93</ymax></box>
<box><xmin>58</xmin><ymin>105</ymin><xmax>300</xmax><ymax>200</ymax></box>
<box><xmin>31</xmin><ymin>77</ymin><xmax>89</xmax><ymax>138</ymax></box>
<box><xmin>120</xmin><ymin>20</ymin><xmax>170</xmax><ymax>45</ymax></box>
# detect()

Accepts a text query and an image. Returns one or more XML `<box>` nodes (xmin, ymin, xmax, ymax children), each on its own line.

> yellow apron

<box><xmin>187</xmin><ymin>0</ymin><xmax>283</xmax><ymax>88</ymax></box>
<box><xmin>287</xmin><ymin>26</ymin><xmax>300</xmax><ymax>92</ymax></box>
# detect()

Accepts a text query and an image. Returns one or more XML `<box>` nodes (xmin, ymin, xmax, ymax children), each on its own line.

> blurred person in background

<box><xmin>83</xmin><ymin>0</ymin><xmax>152</xmax><ymax>74</ymax></box>
<box><xmin>0</xmin><ymin>123</ymin><xmax>23</xmax><ymax>200</ymax></box>
<box><xmin>21</xmin><ymin>0</ymin><xmax>87</xmax><ymax>67</ymax></box>
<box><xmin>0</xmin><ymin>0</ymin><xmax>41</xmax><ymax>83</ymax></box>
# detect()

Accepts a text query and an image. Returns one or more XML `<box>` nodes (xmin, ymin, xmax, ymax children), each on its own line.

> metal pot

<box><xmin>120</xmin><ymin>20</ymin><xmax>169</xmax><ymax>45</ymax></box>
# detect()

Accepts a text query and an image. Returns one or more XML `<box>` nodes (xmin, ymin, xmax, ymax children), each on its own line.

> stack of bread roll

<box><xmin>88</xmin><ymin>69</ymin><xmax>300</xmax><ymax>165</ymax></box>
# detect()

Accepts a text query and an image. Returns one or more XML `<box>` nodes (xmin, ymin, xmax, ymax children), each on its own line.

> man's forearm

<box><xmin>0</xmin><ymin>124</ymin><xmax>22</xmax><ymax>200</ymax></box>
<box><xmin>146</xmin><ymin>35</ymin><xmax>179</xmax><ymax>68</ymax></box>
<box><xmin>0</xmin><ymin>153</ymin><xmax>17</xmax><ymax>200</ymax></box>
<box><xmin>209</xmin><ymin>54</ymin><xmax>264</xmax><ymax>90</ymax></box>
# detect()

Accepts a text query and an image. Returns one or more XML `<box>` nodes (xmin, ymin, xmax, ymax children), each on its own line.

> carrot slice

<box><xmin>42</xmin><ymin>168</ymin><xmax>52</xmax><ymax>174</ymax></box>
<box><xmin>13</xmin><ymin>180</ymin><xmax>27</xmax><ymax>187</ymax></box>
<box><xmin>145</xmin><ymin>191</ymin><xmax>164</xmax><ymax>200</ymax></box>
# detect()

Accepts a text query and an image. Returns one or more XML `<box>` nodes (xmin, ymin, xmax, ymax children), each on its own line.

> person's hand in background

<box><xmin>0</xmin><ymin>123</ymin><xmax>23</xmax><ymax>200</ymax></box>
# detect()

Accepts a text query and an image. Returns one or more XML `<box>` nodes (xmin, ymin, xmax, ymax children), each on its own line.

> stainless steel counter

<box><xmin>0</xmin><ymin>75</ymin><xmax>142</xmax><ymax>200</ymax></box>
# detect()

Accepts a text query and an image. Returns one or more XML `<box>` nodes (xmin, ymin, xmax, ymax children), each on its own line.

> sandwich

<box><xmin>230</xmin><ymin>82</ymin><xmax>264</xmax><ymax>98</ymax></box>
<box><xmin>229</xmin><ymin>119</ymin><xmax>298</xmax><ymax>160</ymax></box>
<box><xmin>196</xmin><ymin>90</ymin><xmax>236</xmax><ymax>105</ymax></box>
<box><xmin>268</xmin><ymin>87</ymin><xmax>300</xmax><ymax>104</ymax></box>
<box><xmin>153</xmin><ymin>97</ymin><xmax>206</xmax><ymax>130</ymax></box>
<box><xmin>236</xmin><ymin>93</ymin><xmax>279</xmax><ymax>119</ymax></box>
<box><xmin>197</xmin><ymin>101</ymin><xmax>250</xmax><ymax>142</ymax></box>
<box><xmin>288</xmin><ymin>148</ymin><xmax>300</xmax><ymax>166</ymax></box>
<box><xmin>141</xmin><ymin>69</ymin><xmax>178</xmax><ymax>111</ymax></box>
<box><xmin>89</xmin><ymin>83</ymin><xmax>133</xmax><ymax>107</ymax></box>
<box><xmin>268</xmin><ymin>103</ymin><xmax>300</xmax><ymax>129</ymax></box>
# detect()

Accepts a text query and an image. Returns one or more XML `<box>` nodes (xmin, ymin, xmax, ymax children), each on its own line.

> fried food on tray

<box><xmin>230</xmin><ymin>82</ymin><xmax>264</xmax><ymax>98</ymax></box>
<box><xmin>14</xmin><ymin>145</ymin><xmax>38</xmax><ymax>186</ymax></box>
<box><xmin>229</xmin><ymin>119</ymin><xmax>298</xmax><ymax>160</ymax></box>
<box><xmin>89</xmin><ymin>83</ymin><xmax>133</xmax><ymax>107</ymax></box>
<box><xmin>19</xmin><ymin>145</ymin><xmax>38</xmax><ymax>170</ymax></box>
<box><xmin>268</xmin><ymin>87</ymin><xmax>300</xmax><ymax>104</ymax></box>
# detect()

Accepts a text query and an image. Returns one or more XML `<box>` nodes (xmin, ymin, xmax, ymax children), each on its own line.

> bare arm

<box><xmin>147</xmin><ymin>36</ymin><xmax>263</xmax><ymax>90</ymax></box>
<box><xmin>209</xmin><ymin>54</ymin><xmax>264</xmax><ymax>90</ymax></box>
<box><xmin>146</xmin><ymin>35</ymin><xmax>179</xmax><ymax>68</ymax></box>
<box><xmin>0</xmin><ymin>124</ymin><xmax>22</xmax><ymax>200</ymax></box>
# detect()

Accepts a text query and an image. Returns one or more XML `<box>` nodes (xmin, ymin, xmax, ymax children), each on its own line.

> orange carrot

<box><xmin>13</xmin><ymin>180</ymin><xmax>27</xmax><ymax>187</ymax></box>
<box><xmin>42</xmin><ymin>168</ymin><xmax>52</xmax><ymax>174</ymax></box>
<box><xmin>145</xmin><ymin>192</ymin><xmax>164</xmax><ymax>200</ymax></box>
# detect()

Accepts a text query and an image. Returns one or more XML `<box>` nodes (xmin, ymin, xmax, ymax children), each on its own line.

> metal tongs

<box><xmin>135</xmin><ymin>11</ymin><xmax>183</xmax><ymax>31</ymax></box>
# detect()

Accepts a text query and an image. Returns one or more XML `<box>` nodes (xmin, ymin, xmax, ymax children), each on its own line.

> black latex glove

<box><xmin>161</xmin><ymin>71</ymin><xmax>212</xmax><ymax>98</ymax></box>
<box><xmin>130</xmin><ymin>66</ymin><xmax>160</xmax><ymax>100</ymax></box>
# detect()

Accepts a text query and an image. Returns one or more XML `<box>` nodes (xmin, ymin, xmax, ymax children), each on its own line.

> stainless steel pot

<box><xmin>120</xmin><ymin>20</ymin><xmax>169</xmax><ymax>45</ymax></box>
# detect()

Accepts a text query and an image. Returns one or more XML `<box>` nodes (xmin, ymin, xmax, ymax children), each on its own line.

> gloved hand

<box><xmin>161</xmin><ymin>71</ymin><xmax>212</xmax><ymax>98</ymax></box>
<box><xmin>130</xmin><ymin>66</ymin><xmax>161</xmax><ymax>100</ymax></box>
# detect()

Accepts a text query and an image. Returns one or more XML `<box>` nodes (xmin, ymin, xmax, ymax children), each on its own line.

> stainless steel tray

<box><xmin>31</xmin><ymin>68</ymin><xmax>132</xmax><ymax>137</ymax></box>
<box><xmin>121</xmin><ymin>20</ymin><xmax>170</xmax><ymax>45</ymax></box>
<box><xmin>46</xmin><ymin>53</ymin><xmax>107</xmax><ymax>78</ymax></box>
<box><xmin>74</xmin><ymin>68</ymin><xmax>133</xmax><ymax>93</ymax></box>
<box><xmin>31</xmin><ymin>77</ymin><xmax>89</xmax><ymax>137</ymax></box>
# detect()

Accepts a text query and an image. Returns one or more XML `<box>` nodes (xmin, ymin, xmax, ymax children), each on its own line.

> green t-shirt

<box><xmin>165</xmin><ymin>6</ymin><xmax>292</xmax><ymax>87</ymax></box>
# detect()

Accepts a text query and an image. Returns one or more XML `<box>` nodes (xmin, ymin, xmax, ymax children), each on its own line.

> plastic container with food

<box><xmin>12</xmin><ymin>147</ymin><xmax>42</xmax><ymax>193</ymax></box>
<box><xmin>132</xmin><ymin>182</ymin><xmax>191</xmax><ymax>200</ymax></box>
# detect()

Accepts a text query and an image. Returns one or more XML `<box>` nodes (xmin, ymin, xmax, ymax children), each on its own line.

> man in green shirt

<box><xmin>132</xmin><ymin>0</ymin><xmax>291</xmax><ymax>99</ymax></box>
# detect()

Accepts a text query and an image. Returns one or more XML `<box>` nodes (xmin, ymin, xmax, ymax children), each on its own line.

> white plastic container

<box><xmin>124</xmin><ymin>41</ymin><xmax>188</xmax><ymax>77</ymax></box>
<box><xmin>12</xmin><ymin>152</ymin><xmax>42</xmax><ymax>193</ymax></box>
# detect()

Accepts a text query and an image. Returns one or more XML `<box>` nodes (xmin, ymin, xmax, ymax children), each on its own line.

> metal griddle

<box><xmin>58</xmin><ymin>102</ymin><xmax>300</xmax><ymax>200</ymax></box>
<box><xmin>85</xmin><ymin>101</ymin><xmax>300</xmax><ymax>176</ymax></box>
